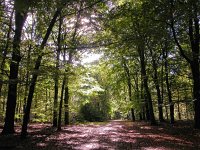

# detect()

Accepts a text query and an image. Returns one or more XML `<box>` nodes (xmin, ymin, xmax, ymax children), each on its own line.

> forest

<box><xmin>0</xmin><ymin>0</ymin><xmax>200</xmax><ymax>149</ymax></box>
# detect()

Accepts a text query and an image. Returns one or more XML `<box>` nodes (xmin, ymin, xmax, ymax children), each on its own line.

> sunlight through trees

<box><xmin>0</xmin><ymin>0</ymin><xmax>199</xmax><ymax>141</ymax></box>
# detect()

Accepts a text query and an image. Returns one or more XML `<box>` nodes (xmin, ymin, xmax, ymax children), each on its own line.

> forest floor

<box><xmin>0</xmin><ymin>120</ymin><xmax>200</xmax><ymax>150</ymax></box>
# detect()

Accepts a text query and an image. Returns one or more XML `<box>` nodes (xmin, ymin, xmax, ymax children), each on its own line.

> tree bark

<box><xmin>57</xmin><ymin>78</ymin><xmax>65</xmax><ymax>131</ymax></box>
<box><xmin>2</xmin><ymin>3</ymin><xmax>28</xmax><ymax>134</ymax></box>
<box><xmin>191</xmin><ymin>61</ymin><xmax>200</xmax><ymax>128</ymax></box>
<box><xmin>53</xmin><ymin>39</ymin><xmax>60</xmax><ymax>127</ymax></box>
<box><xmin>141</xmin><ymin>81</ymin><xmax>148</xmax><ymax>120</ymax></box>
<box><xmin>149</xmin><ymin>47</ymin><xmax>164</xmax><ymax>122</ymax></box>
<box><xmin>23</xmin><ymin>44</ymin><xmax>31</xmax><ymax>114</ymax></box>
<box><xmin>21</xmin><ymin>8</ymin><xmax>62</xmax><ymax>138</ymax></box>
<box><xmin>23</xmin><ymin>14</ymin><xmax>34</xmax><ymax>114</ymax></box>
<box><xmin>163</xmin><ymin>46</ymin><xmax>174</xmax><ymax>124</ymax></box>
<box><xmin>138</xmin><ymin>45</ymin><xmax>156</xmax><ymax>125</ymax></box>
<box><xmin>170</xmin><ymin>0</ymin><xmax>200</xmax><ymax>128</ymax></box>
<box><xmin>64</xmin><ymin>51</ymin><xmax>72</xmax><ymax>126</ymax></box>
<box><xmin>122</xmin><ymin>58</ymin><xmax>135</xmax><ymax>121</ymax></box>
<box><xmin>57</xmin><ymin>15</ymin><xmax>63</xmax><ymax>130</ymax></box>
<box><xmin>177</xmin><ymin>88</ymin><xmax>181</xmax><ymax>120</ymax></box>
<box><xmin>64</xmin><ymin>80</ymin><xmax>70</xmax><ymax>125</ymax></box>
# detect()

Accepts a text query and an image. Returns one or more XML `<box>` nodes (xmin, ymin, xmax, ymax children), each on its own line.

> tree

<box><xmin>169</xmin><ymin>0</ymin><xmax>200</xmax><ymax>128</ymax></box>
<box><xmin>163</xmin><ymin>42</ymin><xmax>174</xmax><ymax>124</ymax></box>
<box><xmin>21</xmin><ymin>3</ymin><xmax>65</xmax><ymax>137</ymax></box>
<box><xmin>2</xmin><ymin>0</ymin><xmax>29</xmax><ymax>134</ymax></box>
<box><xmin>148</xmin><ymin>43</ymin><xmax>164</xmax><ymax>122</ymax></box>
<box><xmin>122</xmin><ymin>57</ymin><xmax>135</xmax><ymax>121</ymax></box>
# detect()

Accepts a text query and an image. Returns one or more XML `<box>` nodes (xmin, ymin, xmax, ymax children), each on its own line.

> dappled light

<box><xmin>0</xmin><ymin>120</ymin><xmax>199</xmax><ymax>149</ymax></box>
<box><xmin>0</xmin><ymin>0</ymin><xmax>200</xmax><ymax>149</ymax></box>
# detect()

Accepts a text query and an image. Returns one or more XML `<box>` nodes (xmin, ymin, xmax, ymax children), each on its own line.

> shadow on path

<box><xmin>0</xmin><ymin>120</ymin><xmax>200</xmax><ymax>150</ymax></box>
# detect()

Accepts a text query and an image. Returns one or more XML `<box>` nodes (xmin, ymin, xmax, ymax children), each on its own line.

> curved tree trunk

<box><xmin>170</xmin><ymin>0</ymin><xmax>200</xmax><ymax>128</ymax></box>
<box><xmin>21</xmin><ymin>9</ymin><xmax>62</xmax><ymax>138</ymax></box>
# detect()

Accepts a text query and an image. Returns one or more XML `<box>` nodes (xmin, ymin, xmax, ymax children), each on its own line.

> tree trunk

<box><xmin>170</xmin><ymin>1</ymin><xmax>200</xmax><ymax>128</ymax></box>
<box><xmin>58</xmin><ymin>75</ymin><xmax>66</xmax><ymax>130</ymax></box>
<box><xmin>177</xmin><ymin>88</ymin><xmax>181</xmax><ymax>120</ymax></box>
<box><xmin>191</xmin><ymin>61</ymin><xmax>200</xmax><ymax>127</ymax></box>
<box><xmin>141</xmin><ymin>81</ymin><xmax>148</xmax><ymax>120</ymax></box>
<box><xmin>165</xmin><ymin>106</ymin><xmax>169</xmax><ymax>120</ymax></box>
<box><xmin>144</xmin><ymin>96</ymin><xmax>150</xmax><ymax>121</ymax></box>
<box><xmin>163</xmin><ymin>47</ymin><xmax>174</xmax><ymax>124</ymax></box>
<box><xmin>53</xmin><ymin>47</ymin><xmax>60</xmax><ymax>127</ymax></box>
<box><xmin>2</xmin><ymin>4</ymin><xmax>28</xmax><ymax>134</ymax></box>
<box><xmin>64</xmin><ymin>80</ymin><xmax>70</xmax><ymax>125</ymax></box>
<box><xmin>149</xmin><ymin>47</ymin><xmax>164</xmax><ymax>122</ymax></box>
<box><xmin>64</xmin><ymin>51</ymin><xmax>71</xmax><ymax>125</ymax></box>
<box><xmin>21</xmin><ymin>9</ymin><xmax>62</xmax><ymax>138</ymax></box>
<box><xmin>122</xmin><ymin>58</ymin><xmax>135</xmax><ymax>121</ymax></box>
<box><xmin>56</xmin><ymin>15</ymin><xmax>63</xmax><ymax>130</ymax></box>
<box><xmin>138</xmin><ymin>45</ymin><xmax>156</xmax><ymax>125</ymax></box>
<box><xmin>23</xmin><ymin>44</ymin><xmax>31</xmax><ymax>114</ymax></box>
<box><xmin>142</xmin><ymin>107</ymin><xmax>146</xmax><ymax>120</ymax></box>
<box><xmin>23</xmin><ymin>15</ymin><xmax>34</xmax><ymax>114</ymax></box>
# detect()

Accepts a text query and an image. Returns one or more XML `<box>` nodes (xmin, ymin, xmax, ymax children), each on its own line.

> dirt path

<box><xmin>0</xmin><ymin>120</ymin><xmax>200</xmax><ymax>150</ymax></box>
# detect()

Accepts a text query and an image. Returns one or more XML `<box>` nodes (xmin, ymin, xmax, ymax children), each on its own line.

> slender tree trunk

<box><xmin>149</xmin><ymin>47</ymin><xmax>164</xmax><ymax>122</ymax></box>
<box><xmin>63</xmin><ymin>7</ymin><xmax>82</xmax><ymax>125</ymax></box>
<box><xmin>163</xmin><ymin>47</ymin><xmax>174</xmax><ymax>124</ymax></box>
<box><xmin>53</xmin><ymin>48</ymin><xmax>60</xmax><ymax>127</ymax></box>
<box><xmin>144</xmin><ymin>96</ymin><xmax>150</xmax><ymax>121</ymax></box>
<box><xmin>122</xmin><ymin>58</ymin><xmax>135</xmax><ymax>121</ymax></box>
<box><xmin>21</xmin><ymin>9</ymin><xmax>62</xmax><ymax>138</ymax></box>
<box><xmin>23</xmin><ymin>44</ymin><xmax>31</xmax><ymax>114</ymax></box>
<box><xmin>57</xmin><ymin>15</ymin><xmax>63</xmax><ymax>130</ymax></box>
<box><xmin>142</xmin><ymin>107</ymin><xmax>146</xmax><ymax>120</ymax></box>
<box><xmin>23</xmin><ymin>15</ymin><xmax>34</xmax><ymax>114</ymax></box>
<box><xmin>64</xmin><ymin>78</ymin><xmax>70</xmax><ymax>125</ymax></box>
<box><xmin>133</xmin><ymin>67</ymin><xmax>140</xmax><ymax>120</ymax></box>
<box><xmin>165</xmin><ymin>106</ymin><xmax>169</xmax><ymax>120</ymax></box>
<box><xmin>138</xmin><ymin>45</ymin><xmax>156</xmax><ymax>125</ymax></box>
<box><xmin>34</xmin><ymin>94</ymin><xmax>38</xmax><ymax>121</ymax></box>
<box><xmin>15</xmin><ymin>93</ymin><xmax>20</xmax><ymax>122</ymax></box>
<box><xmin>64</xmin><ymin>52</ymin><xmax>71</xmax><ymax>125</ymax></box>
<box><xmin>2</xmin><ymin>3</ymin><xmax>28</xmax><ymax>134</ymax></box>
<box><xmin>161</xmin><ymin>55</ymin><xmax>165</xmax><ymax>119</ymax></box>
<box><xmin>141</xmin><ymin>81</ymin><xmax>148</xmax><ymax>120</ymax></box>
<box><xmin>58</xmin><ymin>76</ymin><xmax>65</xmax><ymax>130</ymax></box>
<box><xmin>2</xmin><ymin>95</ymin><xmax>6</xmax><ymax>113</ymax></box>
<box><xmin>177</xmin><ymin>88</ymin><xmax>181</xmax><ymax>120</ymax></box>
<box><xmin>185</xmin><ymin>102</ymin><xmax>189</xmax><ymax>119</ymax></box>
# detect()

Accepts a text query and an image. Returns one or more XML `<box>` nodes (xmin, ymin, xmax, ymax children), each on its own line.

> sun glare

<box><xmin>81</xmin><ymin>53</ymin><xmax>103</xmax><ymax>64</ymax></box>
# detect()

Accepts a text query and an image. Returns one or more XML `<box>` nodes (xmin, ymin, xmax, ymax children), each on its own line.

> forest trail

<box><xmin>0</xmin><ymin>120</ymin><xmax>200</xmax><ymax>150</ymax></box>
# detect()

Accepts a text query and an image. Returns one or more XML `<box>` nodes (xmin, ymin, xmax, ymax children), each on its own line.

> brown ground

<box><xmin>0</xmin><ymin>120</ymin><xmax>199</xmax><ymax>150</ymax></box>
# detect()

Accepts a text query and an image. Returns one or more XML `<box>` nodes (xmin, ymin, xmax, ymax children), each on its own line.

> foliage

<box><xmin>0</xmin><ymin>0</ymin><xmax>198</xmax><ymax>134</ymax></box>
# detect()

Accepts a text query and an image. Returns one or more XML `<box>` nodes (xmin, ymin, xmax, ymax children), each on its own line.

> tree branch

<box><xmin>170</xmin><ymin>21</ymin><xmax>192</xmax><ymax>63</ymax></box>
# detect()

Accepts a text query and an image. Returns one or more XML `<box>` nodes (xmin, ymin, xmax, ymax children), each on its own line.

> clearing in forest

<box><xmin>0</xmin><ymin>120</ymin><xmax>199</xmax><ymax>150</ymax></box>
